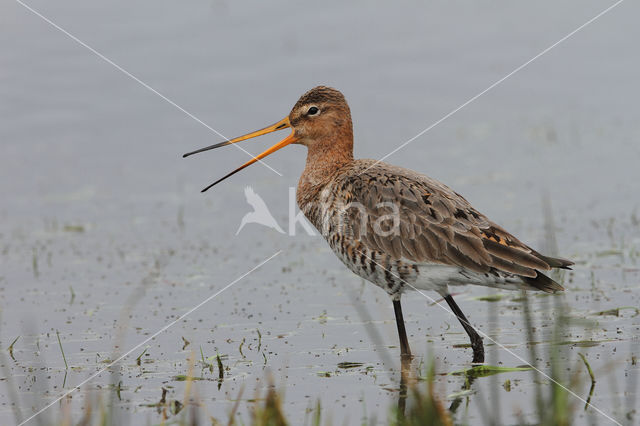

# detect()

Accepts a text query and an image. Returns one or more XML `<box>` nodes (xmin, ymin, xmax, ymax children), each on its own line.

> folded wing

<box><xmin>334</xmin><ymin>162</ymin><xmax>572</xmax><ymax>292</ymax></box>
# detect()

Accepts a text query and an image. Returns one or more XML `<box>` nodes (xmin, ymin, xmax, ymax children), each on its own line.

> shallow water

<box><xmin>1</xmin><ymin>0</ymin><xmax>640</xmax><ymax>424</ymax></box>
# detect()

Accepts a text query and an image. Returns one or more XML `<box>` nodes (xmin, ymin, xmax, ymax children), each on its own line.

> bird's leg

<box><xmin>393</xmin><ymin>299</ymin><xmax>412</xmax><ymax>359</ymax></box>
<box><xmin>397</xmin><ymin>356</ymin><xmax>409</xmax><ymax>421</ymax></box>
<box><xmin>444</xmin><ymin>294</ymin><xmax>484</xmax><ymax>363</ymax></box>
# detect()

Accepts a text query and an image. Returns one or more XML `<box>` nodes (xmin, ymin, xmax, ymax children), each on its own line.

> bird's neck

<box><xmin>297</xmin><ymin>134</ymin><xmax>354</xmax><ymax>207</ymax></box>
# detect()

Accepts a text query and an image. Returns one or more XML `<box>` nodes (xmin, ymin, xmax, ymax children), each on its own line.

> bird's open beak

<box><xmin>183</xmin><ymin>116</ymin><xmax>297</xmax><ymax>192</ymax></box>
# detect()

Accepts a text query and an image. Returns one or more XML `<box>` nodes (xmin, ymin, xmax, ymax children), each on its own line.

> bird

<box><xmin>183</xmin><ymin>86</ymin><xmax>573</xmax><ymax>363</ymax></box>
<box><xmin>236</xmin><ymin>186</ymin><xmax>285</xmax><ymax>235</ymax></box>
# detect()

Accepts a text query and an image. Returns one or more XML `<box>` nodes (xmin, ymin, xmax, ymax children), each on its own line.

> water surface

<box><xmin>1</xmin><ymin>0</ymin><xmax>639</xmax><ymax>424</ymax></box>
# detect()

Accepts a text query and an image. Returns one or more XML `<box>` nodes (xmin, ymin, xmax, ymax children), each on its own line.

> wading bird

<box><xmin>183</xmin><ymin>86</ymin><xmax>573</xmax><ymax>363</ymax></box>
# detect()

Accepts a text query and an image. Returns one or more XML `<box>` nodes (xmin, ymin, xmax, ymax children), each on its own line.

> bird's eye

<box><xmin>307</xmin><ymin>106</ymin><xmax>319</xmax><ymax>116</ymax></box>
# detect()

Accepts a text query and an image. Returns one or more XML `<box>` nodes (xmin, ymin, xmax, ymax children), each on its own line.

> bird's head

<box><xmin>288</xmin><ymin>86</ymin><xmax>352</xmax><ymax>148</ymax></box>
<box><xmin>183</xmin><ymin>86</ymin><xmax>353</xmax><ymax>192</ymax></box>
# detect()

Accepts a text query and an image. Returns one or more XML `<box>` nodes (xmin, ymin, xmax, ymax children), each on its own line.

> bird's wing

<box><xmin>335</xmin><ymin>162</ymin><xmax>570</xmax><ymax>278</ymax></box>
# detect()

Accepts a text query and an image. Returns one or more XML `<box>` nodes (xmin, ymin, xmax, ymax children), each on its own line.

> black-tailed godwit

<box><xmin>183</xmin><ymin>86</ymin><xmax>573</xmax><ymax>363</ymax></box>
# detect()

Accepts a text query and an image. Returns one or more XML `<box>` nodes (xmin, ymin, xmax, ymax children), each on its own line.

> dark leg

<box><xmin>444</xmin><ymin>294</ymin><xmax>484</xmax><ymax>363</ymax></box>
<box><xmin>397</xmin><ymin>357</ymin><xmax>409</xmax><ymax>421</ymax></box>
<box><xmin>393</xmin><ymin>299</ymin><xmax>412</xmax><ymax>359</ymax></box>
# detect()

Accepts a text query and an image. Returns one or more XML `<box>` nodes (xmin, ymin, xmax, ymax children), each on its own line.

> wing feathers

<box><xmin>482</xmin><ymin>239</ymin><xmax>550</xmax><ymax>271</ymax></box>
<box><xmin>443</xmin><ymin>244</ymin><xmax>490</xmax><ymax>274</ymax></box>
<box><xmin>332</xmin><ymin>161</ymin><xmax>572</xmax><ymax>288</ymax></box>
<box><xmin>536</xmin><ymin>254</ymin><xmax>574</xmax><ymax>269</ymax></box>
<box><xmin>452</xmin><ymin>233</ymin><xmax>493</xmax><ymax>265</ymax></box>
<box><xmin>489</xmin><ymin>256</ymin><xmax>537</xmax><ymax>278</ymax></box>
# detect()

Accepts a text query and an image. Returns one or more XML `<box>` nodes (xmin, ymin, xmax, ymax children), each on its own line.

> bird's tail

<box><xmin>520</xmin><ymin>253</ymin><xmax>573</xmax><ymax>293</ymax></box>
<box><xmin>521</xmin><ymin>271</ymin><xmax>565</xmax><ymax>293</ymax></box>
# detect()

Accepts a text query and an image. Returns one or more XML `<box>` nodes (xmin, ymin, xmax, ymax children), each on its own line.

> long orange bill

<box><xmin>182</xmin><ymin>116</ymin><xmax>297</xmax><ymax>192</ymax></box>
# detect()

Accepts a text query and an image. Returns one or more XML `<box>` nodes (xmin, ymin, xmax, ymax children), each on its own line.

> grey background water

<box><xmin>1</xmin><ymin>0</ymin><xmax>639</xmax><ymax>424</ymax></box>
